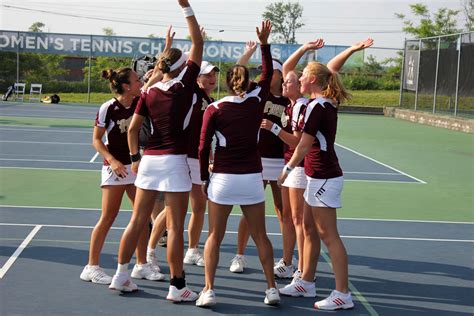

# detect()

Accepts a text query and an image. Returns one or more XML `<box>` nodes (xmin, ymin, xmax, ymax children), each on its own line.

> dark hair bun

<box><xmin>102</xmin><ymin>69</ymin><xmax>116</xmax><ymax>81</ymax></box>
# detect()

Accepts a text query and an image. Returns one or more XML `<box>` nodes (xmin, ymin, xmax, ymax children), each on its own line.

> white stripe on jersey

<box><xmin>215</xmin><ymin>130</ymin><xmax>227</xmax><ymax>147</ymax></box>
<box><xmin>212</xmin><ymin>86</ymin><xmax>263</xmax><ymax>106</ymax></box>
<box><xmin>151</xmin><ymin>65</ymin><xmax>189</xmax><ymax>92</ymax></box>
<box><xmin>291</xmin><ymin>97</ymin><xmax>308</xmax><ymax>130</ymax></box>
<box><xmin>316</xmin><ymin>131</ymin><xmax>327</xmax><ymax>151</ymax></box>
<box><xmin>183</xmin><ymin>93</ymin><xmax>198</xmax><ymax>130</ymax></box>
<box><xmin>96</xmin><ymin>99</ymin><xmax>116</xmax><ymax>128</ymax></box>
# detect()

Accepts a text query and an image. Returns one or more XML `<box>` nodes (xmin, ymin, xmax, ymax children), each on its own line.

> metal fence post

<box><xmin>414</xmin><ymin>39</ymin><xmax>421</xmax><ymax>111</ymax></box>
<box><xmin>398</xmin><ymin>39</ymin><xmax>406</xmax><ymax>107</ymax></box>
<box><xmin>433</xmin><ymin>37</ymin><xmax>441</xmax><ymax>113</ymax></box>
<box><xmin>87</xmin><ymin>35</ymin><xmax>92</xmax><ymax>104</ymax></box>
<box><xmin>16</xmin><ymin>31</ymin><xmax>20</xmax><ymax>84</ymax></box>
<box><xmin>454</xmin><ymin>34</ymin><xmax>462</xmax><ymax>116</ymax></box>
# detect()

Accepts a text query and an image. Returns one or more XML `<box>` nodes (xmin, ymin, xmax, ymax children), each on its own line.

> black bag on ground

<box><xmin>41</xmin><ymin>94</ymin><xmax>60</xmax><ymax>104</ymax></box>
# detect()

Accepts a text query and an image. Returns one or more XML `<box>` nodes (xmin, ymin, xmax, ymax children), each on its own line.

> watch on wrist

<box><xmin>130</xmin><ymin>152</ymin><xmax>141</xmax><ymax>162</ymax></box>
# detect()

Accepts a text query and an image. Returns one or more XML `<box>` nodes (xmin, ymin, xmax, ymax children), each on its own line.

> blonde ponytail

<box><xmin>306</xmin><ymin>62</ymin><xmax>351</xmax><ymax>104</ymax></box>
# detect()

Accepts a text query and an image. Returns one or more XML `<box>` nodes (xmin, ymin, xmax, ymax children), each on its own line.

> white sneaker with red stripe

<box><xmin>279</xmin><ymin>278</ymin><xmax>316</xmax><ymax>297</ymax></box>
<box><xmin>108</xmin><ymin>273</ymin><xmax>138</xmax><ymax>292</ymax></box>
<box><xmin>273</xmin><ymin>258</ymin><xmax>296</xmax><ymax>279</ymax></box>
<box><xmin>166</xmin><ymin>285</ymin><xmax>198</xmax><ymax>302</ymax></box>
<box><xmin>314</xmin><ymin>290</ymin><xmax>354</xmax><ymax>310</ymax></box>
<box><xmin>196</xmin><ymin>289</ymin><xmax>217</xmax><ymax>307</ymax></box>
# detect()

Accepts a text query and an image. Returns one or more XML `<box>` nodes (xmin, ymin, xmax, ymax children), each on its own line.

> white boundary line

<box><xmin>0</xmin><ymin>204</ymin><xmax>474</xmax><ymax>225</ymax></box>
<box><xmin>89</xmin><ymin>152</ymin><xmax>100</xmax><ymax>163</ymax></box>
<box><xmin>0</xmin><ymin>225</ymin><xmax>42</xmax><ymax>279</ymax></box>
<box><xmin>0</xmin><ymin>127</ymin><xmax>93</xmax><ymax>133</ymax></box>
<box><xmin>0</xmin><ymin>140</ymin><xmax>90</xmax><ymax>145</ymax></box>
<box><xmin>336</xmin><ymin>143</ymin><xmax>427</xmax><ymax>184</ymax></box>
<box><xmin>0</xmin><ymin>158</ymin><xmax>100</xmax><ymax>164</ymax></box>
<box><xmin>0</xmin><ymin>167</ymin><xmax>99</xmax><ymax>173</ymax></box>
<box><xmin>0</xmin><ymin>204</ymin><xmax>472</xmax><ymax>225</ymax></box>
<box><xmin>0</xmin><ymin>223</ymin><xmax>472</xmax><ymax>243</ymax></box>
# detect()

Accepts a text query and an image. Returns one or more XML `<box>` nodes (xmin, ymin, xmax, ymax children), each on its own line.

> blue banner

<box><xmin>0</xmin><ymin>30</ymin><xmax>360</xmax><ymax>65</ymax></box>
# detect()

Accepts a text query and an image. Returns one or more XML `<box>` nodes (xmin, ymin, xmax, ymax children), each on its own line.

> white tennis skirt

<box><xmin>208</xmin><ymin>172</ymin><xmax>265</xmax><ymax>205</ymax></box>
<box><xmin>282</xmin><ymin>166</ymin><xmax>307</xmax><ymax>189</ymax></box>
<box><xmin>304</xmin><ymin>176</ymin><xmax>344</xmax><ymax>208</ymax></box>
<box><xmin>187</xmin><ymin>157</ymin><xmax>201</xmax><ymax>185</ymax></box>
<box><xmin>135</xmin><ymin>154</ymin><xmax>192</xmax><ymax>192</ymax></box>
<box><xmin>101</xmin><ymin>164</ymin><xmax>136</xmax><ymax>187</ymax></box>
<box><xmin>262</xmin><ymin>158</ymin><xmax>285</xmax><ymax>181</ymax></box>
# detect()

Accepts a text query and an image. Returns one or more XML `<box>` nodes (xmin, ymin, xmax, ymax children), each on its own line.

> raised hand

<box><xmin>245</xmin><ymin>41</ymin><xmax>258</xmax><ymax>53</ymax></box>
<box><xmin>256</xmin><ymin>20</ymin><xmax>272</xmax><ymax>45</ymax></box>
<box><xmin>200</xmin><ymin>26</ymin><xmax>206</xmax><ymax>40</ymax></box>
<box><xmin>164</xmin><ymin>25</ymin><xmax>175</xmax><ymax>52</ymax></box>
<box><xmin>302</xmin><ymin>39</ymin><xmax>325</xmax><ymax>52</ymax></box>
<box><xmin>351</xmin><ymin>38</ymin><xmax>374</xmax><ymax>51</ymax></box>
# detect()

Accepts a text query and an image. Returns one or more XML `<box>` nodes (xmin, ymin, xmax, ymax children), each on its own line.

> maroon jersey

<box><xmin>135</xmin><ymin>59</ymin><xmax>200</xmax><ymax>155</ymax></box>
<box><xmin>199</xmin><ymin>44</ymin><xmax>273</xmax><ymax>181</ymax></box>
<box><xmin>302</xmin><ymin>97</ymin><xmax>343</xmax><ymax>179</ymax></box>
<box><xmin>187</xmin><ymin>85</ymin><xmax>214</xmax><ymax>159</ymax></box>
<box><xmin>284</xmin><ymin>97</ymin><xmax>308</xmax><ymax>166</ymax></box>
<box><xmin>95</xmin><ymin>97</ymin><xmax>138</xmax><ymax>166</ymax></box>
<box><xmin>258</xmin><ymin>93</ymin><xmax>290</xmax><ymax>158</ymax></box>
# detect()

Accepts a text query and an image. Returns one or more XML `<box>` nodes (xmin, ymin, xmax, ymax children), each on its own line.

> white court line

<box><xmin>0</xmin><ymin>223</ymin><xmax>472</xmax><ymax>243</ymax></box>
<box><xmin>89</xmin><ymin>152</ymin><xmax>100</xmax><ymax>163</ymax></box>
<box><xmin>0</xmin><ymin>158</ymin><xmax>100</xmax><ymax>164</ymax></box>
<box><xmin>0</xmin><ymin>127</ymin><xmax>93</xmax><ymax>133</ymax></box>
<box><xmin>0</xmin><ymin>140</ymin><xmax>90</xmax><ymax>145</ymax></box>
<box><xmin>336</xmin><ymin>143</ymin><xmax>427</xmax><ymax>184</ymax></box>
<box><xmin>0</xmin><ymin>167</ymin><xmax>99</xmax><ymax>172</ymax></box>
<box><xmin>343</xmin><ymin>171</ymin><xmax>400</xmax><ymax>175</ymax></box>
<box><xmin>1</xmin><ymin>204</ymin><xmax>473</xmax><ymax>225</ymax></box>
<box><xmin>0</xmin><ymin>225</ymin><xmax>42</xmax><ymax>279</ymax></box>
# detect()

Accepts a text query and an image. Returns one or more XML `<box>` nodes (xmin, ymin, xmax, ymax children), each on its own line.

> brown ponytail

<box><xmin>226</xmin><ymin>65</ymin><xmax>249</xmax><ymax>97</ymax></box>
<box><xmin>102</xmin><ymin>67</ymin><xmax>133</xmax><ymax>94</ymax></box>
<box><xmin>306</xmin><ymin>62</ymin><xmax>351</xmax><ymax>104</ymax></box>
<box><xmin>157</xmin><ymin>48</ymin><xmax>183</xmax><ymax>74</ymax></box>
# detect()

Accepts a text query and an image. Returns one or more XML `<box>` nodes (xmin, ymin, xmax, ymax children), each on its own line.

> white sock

<box><xmin>88</xmin><ymin>265</ymin><xmax>99</xmax><ymax>269</ymax></box>
<box><xmin>334</xmin><ymin>290</ymin><xmax>350</xmax><ymax>297</ymax></box>
<box><xmin>300</xmin><ymin>279</ymin><xmax>314</xmax><ymax>287</ymax></box>
<box><xmin>117</xmin><ymin>263</ymin><xmax>129</xmax><ymax>274</ymax></box>
<box><xmin>147</xmin><ymin>247</ymin><xmax>155</xmax><ymax>254</ymax></box>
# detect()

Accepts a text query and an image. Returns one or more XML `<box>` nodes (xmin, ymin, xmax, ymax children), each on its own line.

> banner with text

<box><xmin>0</xmin><ymin>30</ymin><xmax>359</xmax><ymax>65</ymax></box>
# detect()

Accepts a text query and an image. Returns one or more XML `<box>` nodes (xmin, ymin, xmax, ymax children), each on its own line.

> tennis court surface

<box><xmin>1</xmin><ymin>101</ymin><xmax>472</xmax><ymax>315</ymax></box>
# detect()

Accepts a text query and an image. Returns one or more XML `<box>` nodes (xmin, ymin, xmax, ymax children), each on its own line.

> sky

<box><xmin>0</xmin><ymin>0</ymin><xmax>469</xmax><ymax>60</ymax></box>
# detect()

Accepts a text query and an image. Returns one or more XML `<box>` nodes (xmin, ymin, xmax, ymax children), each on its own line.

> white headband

<box><xmin>169</xmin><ymin>52</ymin><xmax>188</xmax><ymax>72</ymax></box>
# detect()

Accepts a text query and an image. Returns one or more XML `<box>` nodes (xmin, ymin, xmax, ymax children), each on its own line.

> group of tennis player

<box><xmin>79</xmin><ymin>0</ymin><xmax>374</xmax><ymax>311</ymax></box>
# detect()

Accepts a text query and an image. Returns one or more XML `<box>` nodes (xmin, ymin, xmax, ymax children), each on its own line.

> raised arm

<box><xmin>327</xmin><ymin>38</ymin><xmax>374</xmax><ymax>73</ymax></box>
<box><xmin>256</xmin><ymin>20</ymin><xmax>273</xmax><ymax>88</ymax></box>
<box><xmin>282</xmin><ymin>39</ymin><xmax>324</xmax><ymax>78</ymax></box>
<box><xmin>178</xmin><ymin>0</ymin><xmax>203</xmax><ymax>66</ymax></box>
<box><xmin>236</xmin><ymin>41</ymin><xmax>258</xmax><ymax>65</ymax></box>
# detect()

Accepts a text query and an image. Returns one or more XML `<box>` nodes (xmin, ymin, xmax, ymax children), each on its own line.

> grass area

<box><xmin>0</xmin><ymin>114</ymin><xmax>472</xmax><ymax>222</ymax></box>
<box><xmin>40</xmin><ymin>90</ymin><xmax>402</xmax><ymax>107</ymax></box>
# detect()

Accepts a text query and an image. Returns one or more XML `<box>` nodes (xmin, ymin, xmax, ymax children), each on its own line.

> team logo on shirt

<box><xmin>263</xmin><ymin>101</ymin><xmax>285</xmax><ymax>118</ymax></box>
<box><xmin>117</xmin><ymin>116</ymin><xmax>133</xmax><ymax>134</ymax></box>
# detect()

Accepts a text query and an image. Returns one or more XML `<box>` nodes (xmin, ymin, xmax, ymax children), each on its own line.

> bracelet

<box><xmin>270</xmin><ymin>123</ymin><xmax>282</xmax><ymax>136</ymax></box>
<box><xmin>130</xmin><ymin>152</ymin><xmax>141</xmax><ymax>162</ymax></box>
<box><xmin>182</xmin><ymin>6</ymin><xmax>194</xmax><ymax>17</ymax></box>
<box><xmin>283</xmin><ymin>164</ymin><xmax>294</xmax><ymax>174</ymax></box>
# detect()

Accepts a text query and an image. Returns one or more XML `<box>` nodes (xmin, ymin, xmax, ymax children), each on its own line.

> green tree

<box><xmin>462</xmin><ymin>0</ymin><xmax>474</xmax><ymax>31</ymax></box>
<box><xmin>395</xmin><ymin>3</ymin><xmax>462</xmax><ymax>38</ymax></box>
<box><xmin>103</xmin><ymin>27</ymin><xmax>116</xmax><ymax>36</ymax></box>
<box><xmin>28</xmin><ymin>22</ymin><xmax>45</xmax><ymax>32</ymax></box>
<box><xmin>262</xmin><ymin>1</ymin><xmax>304</xmax><ymax>44</ymax></box>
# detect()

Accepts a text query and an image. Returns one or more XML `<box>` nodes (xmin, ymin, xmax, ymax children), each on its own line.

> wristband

<box><xmin>130</xmin><ymin>152</ymin><xmax>141</xmax><ymax>162</ymax></box>
<box><xmin>270</xmin><ymin>123</ymin><xmax>282</xmax><ymax>136</ymax></box>
<box><xmin>283</xmin><ymin>164</ymin><xmax>294</xmax><ymax>175</ymax></box>
<box><xmin>182</xmin><ymin>6</ymin><xmax>194</xmax><ymax>17</ymax></box>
